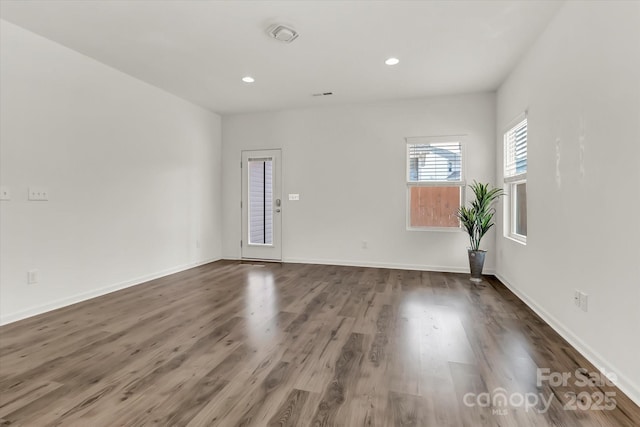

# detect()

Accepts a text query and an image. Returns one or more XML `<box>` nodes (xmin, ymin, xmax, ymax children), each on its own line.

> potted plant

<box><xmin>456</xmin><ymin>181</ymin><xmax>504</xmax><ymax>283</ymax></box>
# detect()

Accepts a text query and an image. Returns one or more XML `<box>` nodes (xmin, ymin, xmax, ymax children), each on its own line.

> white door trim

<box><xmin>241</xmin><ymin>149</ymin><xmax>282</xmax><ymax>261</ymax></box>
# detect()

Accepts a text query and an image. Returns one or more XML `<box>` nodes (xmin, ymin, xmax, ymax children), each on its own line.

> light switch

<box><xmin>28</xmin><ymin>187</ymin><xmax>49</xmax><ymax>201</ymax></box>
<box><xmin>288</xmin><ymin>193</ymin><xmax>300</xmax><ymax>201</ymax></box>
<box><xmin>0</xmin><ymin>186</ymin><xmax>10</xmax><ymax>201</ymax></box>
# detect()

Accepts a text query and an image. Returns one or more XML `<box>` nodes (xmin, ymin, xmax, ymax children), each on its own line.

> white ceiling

<box><xmin>0</xmin><ymin>0</ymin><xmax>562</xmax><ymax>115</ymax></box>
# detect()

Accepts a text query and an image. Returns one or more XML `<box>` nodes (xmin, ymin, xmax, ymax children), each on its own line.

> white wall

<box><xmin>0</xmin><ymin>20</ymin><xmax>223</xmax><ymax>324</ymax></box>
<box><xmin>222</xmin><ymin>93</ymin><xmax>496</xmax><ymax>272</ymax></box>
<box><xmin>496</xmin><ymin>2</ymin><xmax>640</xmax><ymax>404</ymax></box>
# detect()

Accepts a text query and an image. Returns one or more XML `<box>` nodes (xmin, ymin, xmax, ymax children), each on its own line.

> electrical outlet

<box><xmin>27</xmin><ymin>270</ymin><xmax>38</xmax><ymax>284</ymax></box>
<box><xmin>0</xmin><ymin>186</ymin><xmax>10</xmax><ymax>201</ymax></box>
<box><xmin>580</xmin><ymin>292</ymin><xmax>588</xmax><ymax>312</ymax></box>
<box><xmin>574</xmin><ymin>290</ymin><xmax>581</xmax><ymax>307</ymax></box>
<box><xmin>288</xmin><ymin>193</ymin><xmax>300</xmax><ymax>201</ymax></box>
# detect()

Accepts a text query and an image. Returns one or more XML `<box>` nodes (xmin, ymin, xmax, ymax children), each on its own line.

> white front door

<box><xmin>241</xmin><ymin>149</ymin><xmax>282</xmax><ymax>261</ymax></box>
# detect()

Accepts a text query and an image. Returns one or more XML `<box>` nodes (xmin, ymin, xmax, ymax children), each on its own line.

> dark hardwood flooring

<box><xmin>0</xmin><ymin>261</ymin><xmax>638</xmax><ymax>426</ymax></box>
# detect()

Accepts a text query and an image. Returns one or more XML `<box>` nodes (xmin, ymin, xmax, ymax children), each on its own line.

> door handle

<box><xmin>275</xmin><ymin>199</ymin><xmax>281</xmax><ymax>207</ymax></box>
<box><xmin>276</xmin><ymin>208</ymin><xmax>281</xmax><ymax>213</ymax></box>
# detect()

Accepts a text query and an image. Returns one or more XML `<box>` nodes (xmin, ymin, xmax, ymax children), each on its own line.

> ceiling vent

<box><xmin>268</xmin><ymin>25</ymin><xmax>299</xmax><ymax>43</ymax></box>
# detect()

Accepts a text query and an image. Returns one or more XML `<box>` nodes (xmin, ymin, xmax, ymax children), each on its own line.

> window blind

<box><xmin>407</xmin><ymin>141</ymin><xmax>462</xmax><ymax>182</ymax></box>
<box><xmin>248</xmin><ymin>159</ymin><xmax>273</xmax><ymax>245</ymax></box>
<box><xmin>504</xmin><ymin>118</ymin><xmax>527</xmax><ymax>178</ymax></box>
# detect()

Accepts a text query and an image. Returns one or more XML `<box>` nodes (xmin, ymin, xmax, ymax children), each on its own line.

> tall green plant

<box><xmin>457</xmin><ymin>181</ymin><xmax>504</xmax><ymax>251</ymax></box>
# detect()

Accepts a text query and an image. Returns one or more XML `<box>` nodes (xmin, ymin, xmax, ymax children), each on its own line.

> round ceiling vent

<box><xmin>268</xmin><ymin>25</ymin><xmax>299</xmax><ymax>43</ymax></box>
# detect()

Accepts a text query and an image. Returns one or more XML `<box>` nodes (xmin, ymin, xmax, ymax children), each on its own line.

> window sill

<box><xmin>505</xmin><ymin>234</ymin><xmax>527</xmax><ymax>245</ymax></box>
<box><xmin>407</xmin><ymin>226</ymin><xmax>463</xmax><ymax>233</ymax></box>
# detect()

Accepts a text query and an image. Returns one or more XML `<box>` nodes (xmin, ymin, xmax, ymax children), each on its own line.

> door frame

<box><xmin>240</xmin><ymin>148</ymin><xmax>282</xmax><ymax>261</ymax></box>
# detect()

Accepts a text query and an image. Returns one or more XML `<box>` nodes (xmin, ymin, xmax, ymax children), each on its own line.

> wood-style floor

<box><xmin>1</xmin><ymin>261</ymin><xmax>638</xmax><ymax>426</ymax></box>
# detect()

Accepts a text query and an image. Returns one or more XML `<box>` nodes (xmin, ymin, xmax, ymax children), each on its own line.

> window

<box><xmin>406</xmin><ymin>137</ymin><xmax>464</xmax><ymax>229</ymax></box>
<box><xmin>248</xmin><ymin>158</ymin><xmax>273</xmax><ymax>245</ymax></box>
<box><xmin>504</xmin><ymin>117</ymin><xmax>527</xmax><ymax>243</ymax></box>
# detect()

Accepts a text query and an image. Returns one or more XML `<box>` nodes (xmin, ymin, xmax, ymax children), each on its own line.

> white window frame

<box><xmin>405</xmin><ymin>135</ymin><xmax>466</xmax><ymax>232</ymax></box>
<box><xmin>505</xmin><ymin>176</ymin><xmax>527</xmax><ymax>244</ymax></box>
<box><xmin>503</xmin><ymin>116</ymin><xmax>527</xmax><ymax>244</ymax></box>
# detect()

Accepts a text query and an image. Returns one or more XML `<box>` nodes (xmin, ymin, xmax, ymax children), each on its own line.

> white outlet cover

<box><xmin>27</xmin><ymin>270</ymin><xmax>38</xmax><ymax>284</ymax></box>
<box><xmin>580</xmin><ymin>292</ymin><xmax>588</xmax><ymax>312</ymax></box>
<box><xmin>288</xmin><ymin>193</ymin><xmax>300</xmax><ymax>201</ymax></box>
<box><xmin>0</xmin><ymin>186</ymin><xmax>10</xmax><ymax>201</ymax></box>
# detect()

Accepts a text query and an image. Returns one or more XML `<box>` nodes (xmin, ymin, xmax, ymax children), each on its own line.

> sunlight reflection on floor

<box><xmin>245</xmin><ymin>268</ymin><xmax>279</xmax><ymax>347</ymax></box>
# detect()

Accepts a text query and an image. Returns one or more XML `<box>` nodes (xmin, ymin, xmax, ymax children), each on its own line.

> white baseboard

<box><xmin>284</xmin><ymin>256</ymin><xmax>496</xmax><ymax>275</ymax></box>
<box><xmin>224</xmin><ymin>255</ymin><xmax>495</xmax><ymax>275</ymax></box>
<box><xmin>495</xmin><ymin>273</ymin><xmax>640</xmax><ymax>407</ymax></box>
<box><xmin>0</xmin><ymin>257</ymin><xmax>221</xmax><ymax>326</ymax></box>
<box><xmin>282</xmin><ymin>257</ymin><xmax>467</xmax><ymax>273</ymax></box>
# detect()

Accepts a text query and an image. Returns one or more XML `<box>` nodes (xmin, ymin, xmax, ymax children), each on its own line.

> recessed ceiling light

<box><xmin>385</xmin><ymin>57</ymin><xmax>400</xmax><ymax>66</ymax></box>
<box><xmin>242</xmin><ymin>76</ymin><xmax>255</xmax><ymax>83</ymax></box>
